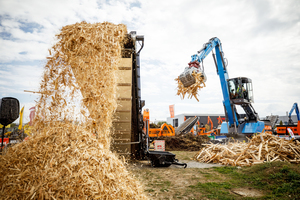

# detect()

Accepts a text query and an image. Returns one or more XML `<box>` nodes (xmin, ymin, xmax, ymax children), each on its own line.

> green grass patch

<box><xmin>212</xmin><ymin>162</ymin><xmax>300</xmax><ymax>199</ymax></box>
<box><xmin>189</xmin><ymin>182</ymin><xmax>232</xmax><ymax>190</ymax></box>
<box><xmin>214</xmin><ymin>166</ymin><xmax>239</xmax><ymax>174</ymax></box>
<box><xmin>189</xmin><ymin>182</ymin><xmax>233</xmax><ymax>200</ymax></box>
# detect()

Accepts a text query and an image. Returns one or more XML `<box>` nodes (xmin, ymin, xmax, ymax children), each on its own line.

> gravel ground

<box><xmin>129</xmin><ymin>159</ymin><xmax>223</xmax><ymax>169</ymax></box>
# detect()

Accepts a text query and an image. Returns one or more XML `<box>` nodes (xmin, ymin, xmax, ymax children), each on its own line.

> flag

<box><xmin>29</xmin><ymin>107</ymin><xmax>36</xmax><ymax>126</ymax></box>
<box><xmin>169</xmin><ymin>105</ymin><xmax>174</xmax><ymax>118</ymax></box>
<box><xmin>18</xmin><ymin>106</ymin><xmax>24</xmax><ymax>130</ymax></box>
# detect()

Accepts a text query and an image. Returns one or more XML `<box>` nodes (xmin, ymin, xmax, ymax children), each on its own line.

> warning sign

<box><xmin>154</xmin><ymin>140</ymin><xmax>165</xmax><ymax>151</ymax></box>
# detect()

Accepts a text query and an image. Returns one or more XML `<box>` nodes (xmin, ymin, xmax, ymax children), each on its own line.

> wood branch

<box><xmin>175</xmin><ymin>72</ymin><xmax>206</xmax><ymax>102</ymax></box>
<box><xmin>193</xmin><ymin>132</ymin><xmax>300</xmax><ymax>166</ymax></box>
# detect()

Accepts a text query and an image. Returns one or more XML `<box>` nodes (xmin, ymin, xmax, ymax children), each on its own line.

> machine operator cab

<box><xmin>227</xmin><ymin>77</ymin><xmax>254</xmax><ymax>105</ymax></box>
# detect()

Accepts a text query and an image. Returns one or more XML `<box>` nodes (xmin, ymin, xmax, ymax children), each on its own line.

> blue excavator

<box><xmin>179</xmin><ymin>37</ymin><xmax>264</xmax><ymax>140</ymax></box>
<box><xmin>288</xmin><ymin>103</ymin><xmax>300</xmax><ymax>125</ymax></box>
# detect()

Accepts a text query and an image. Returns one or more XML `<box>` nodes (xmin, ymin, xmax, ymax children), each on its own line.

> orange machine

<box><xmin>197</xmin><ymin>116</ymin><xmax>213</xmax><ymax>136</ymax></box>
<box><xmin>143</xmin><ymin>109</ymin><xmax>175</xmax><ymax>139</ymax></box>
<box><xmin>264</xmin><ymin>125</ymin><xmax>273</xmax><ymax>135</ymax></box>
<box><xmin>207</xmin><ymin>116</ymin><xmax>213</xmax><ymax>130</ymax></box>
<box><xmin>148</xmin><ymin>123</ymin><xmax>175</xmax><ymax>138</ymax></box>
<box><xmin>196</xmin><ymin>121</ymin><xmax>206</xmax><ymax>134</ymax></box>
<box><xmin>197</xmin><ymin>116</ymin><xmax>220</xmax><ymax>136</ymax></box>
<box><xmin>217</xmin><ymin>116</ymin><xmax>223</xmax><ymax>125</ymax></box>
<box><xmin>276</xmin><ymin>103</ymin><xmax>300</xmax><ymax>136</ymax></box>
<box><xmin>276</xmin><ymin>125</ymin><xmax>299</xmax><ymax>135</ymax></box>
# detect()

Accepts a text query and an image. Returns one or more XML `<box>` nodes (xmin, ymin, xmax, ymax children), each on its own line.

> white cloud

<box><xmin>0</xmin><ymin>0</ymin><xmax>299</xmax><ymax>123</ymax></box>
<box><xmin>0</xmin><ymin>64</ymin><xmax>43</xmax><ymax>94</ymax></box>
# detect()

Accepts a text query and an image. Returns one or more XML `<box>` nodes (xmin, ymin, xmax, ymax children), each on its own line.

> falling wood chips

<box><xmin>193</xmin><ymin>133</ymin><xmax>300</xmax><ymax>167</ymax></box>
<box><xmin>175</xmin><ymin>71</ymin><xmax>206</xmax><ymax>102</ymax></box>
<box><xmin>0</xmin><ymin>22</ymin><xmax>147</xmax><ymax>199</ymax></box>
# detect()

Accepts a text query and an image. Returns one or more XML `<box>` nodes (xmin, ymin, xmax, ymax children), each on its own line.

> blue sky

<box><xmin>0</xmin><ymin>0</ymin><xmax>300</xmax><ymax>123</ymax></box>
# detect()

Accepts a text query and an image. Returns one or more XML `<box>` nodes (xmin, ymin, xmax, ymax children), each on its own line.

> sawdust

<box><xmin>175</xmin><ymin>71</ymin><xmax>206</xmax><ymax>102</ymax></box>
<box><xmin>0</xmin><ymin>22</ymin><xmax>147</xmax><ymax>199</ymax></box>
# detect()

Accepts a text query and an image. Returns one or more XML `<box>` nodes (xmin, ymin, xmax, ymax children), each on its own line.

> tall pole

<box><xmin>146</xmin><ymin>120</ymin><xmax>149</xmax><ymax>152</ymax></box>
<box><xmin>1</xmin><ymin>126</ymin><xmax>5</xmax><ymax>153</ymax></box>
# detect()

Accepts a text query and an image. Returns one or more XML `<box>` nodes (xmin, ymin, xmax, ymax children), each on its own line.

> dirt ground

<box><xmin>127</xmin><ymin>134</ymin><xmax>299</xmax><ymax>199</ymax></box>
<box><xmin>128</xmin><ymin>151</ymin><xmax>265</xmax><ymax>200</ymax></box>
<box><xmin>158</xmin><ymin>134</ymin><xmax>210</xmax><ymax>151</ymax></box>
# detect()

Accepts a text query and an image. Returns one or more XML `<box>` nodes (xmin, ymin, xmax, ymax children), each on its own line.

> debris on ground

<box><xmin>231</xmin><ymin>188</ymin><xmax>264</xmax><ymax>198</ymax></box>
<box><xmin>193</xmin><ymin>132</ymin><xmax>300</xmax><ymax>166</ymax></box>
<box><xmin>175</xmin><ymin>71</ymin><xmax>206</xmax><ymax>102</ymax></box>
<box><xmin>0</xmin><ymin>22</ymin><xmax>147</xmax><ymax>199</ymax></box>
<box><xmin>158</xmin><ymin>134</ymin><xmax>210</xmax><ymax>151</ymax></box>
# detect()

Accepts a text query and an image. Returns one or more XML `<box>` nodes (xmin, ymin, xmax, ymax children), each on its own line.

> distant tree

<box><xmin>279</xmin><ymin>120</ymin><xmax>283</xmax><ymax>125</ymax></box>
<box><xmin>150</xmin><ymin>123</ymin><xmax>159</xmax><ymax>128</ymax></box>
<box><xmin>157</xmin><ymin>121</ymin><xmax>167</xmax><ymax>127</ymax></box>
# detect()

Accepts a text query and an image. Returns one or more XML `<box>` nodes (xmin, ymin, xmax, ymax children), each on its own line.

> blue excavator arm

<box><xmin>189</xmin><ymin>37</ymin><xmax>239</xmax><ymax>128</ymax></box>
<box><xmin>179</xmin><ymin>37</ymin><xmax>265</xmax><ymax>136</ymax></box>
<box><xmin>289</xmin><ymin>103</ymin><xmax>300</xmax><ymax>124</ymax></box>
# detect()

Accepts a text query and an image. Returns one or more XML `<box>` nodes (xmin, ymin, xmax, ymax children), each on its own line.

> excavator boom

<box><xmin>178</xmin><ymin>37</ymin><xmax>264</xmax><ymax>137</ymax></box>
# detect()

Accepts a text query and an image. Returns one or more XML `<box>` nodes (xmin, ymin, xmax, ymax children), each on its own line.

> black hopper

<box><xmin>0</xmin><ymin>97</ymin><xmax>20</xmax><ymax>151</ymax></box>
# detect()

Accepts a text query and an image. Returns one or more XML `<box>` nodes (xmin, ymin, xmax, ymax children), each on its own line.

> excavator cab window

<box><xmin>228</xmin><ymin>77</ymin><xmax>253</xmax><ymax>104</ymax></box>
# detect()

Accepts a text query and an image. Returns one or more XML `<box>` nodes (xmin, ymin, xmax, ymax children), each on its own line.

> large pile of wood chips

<box><xmin>193</xmin><ymin>133</ymin><xmax>300</xmax><ymax>166</ymax></box>
<box><xmin>0</xmin><ymin>22</ymin><xmax>147</xmax><ymax>199</ymax></box>
<box><xmin>175</xmin><ymin>71</ymin><xmax>206</xmax><ymax>102</ymax></box>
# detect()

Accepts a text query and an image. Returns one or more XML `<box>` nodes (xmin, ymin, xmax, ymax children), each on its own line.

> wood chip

<box><xmin>194</xmin><ymin>132</ymin><xmax>300</xmax><ymax>166</ymax></box>
<box><xmin>175</xmin><ymin>71</ymin><xmax>206</xmax><ymax>101</ymax></box>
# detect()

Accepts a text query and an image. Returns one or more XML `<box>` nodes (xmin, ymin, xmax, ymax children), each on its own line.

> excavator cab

<box><xmin>227</xmin><ymin>77</ymin><xmax>254</xmax><ymax>105</ymax></box>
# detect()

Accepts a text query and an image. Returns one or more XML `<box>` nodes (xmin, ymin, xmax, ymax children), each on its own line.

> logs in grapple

<box><xmin>175</xmin><ymin>71</ymin><xmax>206</xmax><ymax>102</ymax></box>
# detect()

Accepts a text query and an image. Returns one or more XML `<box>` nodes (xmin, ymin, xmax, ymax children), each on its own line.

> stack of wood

<box><xmin>175</xmin><ymin>71</ymin><xmax>206</xmax><ymax>102</ymax></box>
<box><xmin>0</xmin><ymin>22</ymin><xmax>147</xmax><ymax>199</ymax></box>
<box><xmin>193</xmin><ymin>133</ymin><xmax>300</xmax><ymax>166</ymax></box>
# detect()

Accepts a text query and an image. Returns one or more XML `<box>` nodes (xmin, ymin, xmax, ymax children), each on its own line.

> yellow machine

<box><xmin>23</xmin><ymin>124</ymin><xmax>32</xmax><ymax>136</ymax></box>
<box><xmin>2</xmin><ymin>106</ymin><xmax>32</xmax><ymax>139</ymax></box>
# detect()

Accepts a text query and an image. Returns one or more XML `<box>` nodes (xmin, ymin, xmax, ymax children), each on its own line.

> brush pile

<box><xmin>0</xmin><ymin>22</ymin><xmax>147</xmax><ymax>199</ymax></box>
<box><xmin>193</xmin><ymin>133</ymin><xmax>300</xmax><ymax>166</ymax></box>
<box><xmin>175</xmin><ymin>72</ymin><xmax>206</xmax><ymax>101</ymax></box>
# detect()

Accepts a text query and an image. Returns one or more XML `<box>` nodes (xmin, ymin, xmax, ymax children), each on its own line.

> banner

<box><xmin>169</xmin><ymin>105</ymin><xmax>174</xmax><ymax>118</ymax></box>
<box><xmin>18</xmin><ymin>106</ymin><xmax>24</xmax><ymax>130</ymax></box>
<box><xmin>154</xmin><ymin>140</ymin><xmax>165</xmax><ymax>151</ymax></box>
<box><xmin>29</xmin><ymin>106</ymin><xmax>36</xmax><ymax>126</ymax></box>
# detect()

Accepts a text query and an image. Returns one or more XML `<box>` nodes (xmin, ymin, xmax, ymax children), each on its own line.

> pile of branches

<box><xmin>158</xmin><ymin>134</ymin><xmax>210</xmax><ymax>151</ymax></box>
<box><xmin>175</xmin><ymin>71</ymin><xmax>206</xmax><ymax>102</ymax></box>
<box><xmin>0</xmin><ymin>22</ymin><xmax>147</xmax><ymax>199</ymax></box>
<box><xmin>193</xmin><ymin>133</ymin><xmax>300</xmax><ymax>166</ymax></box>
